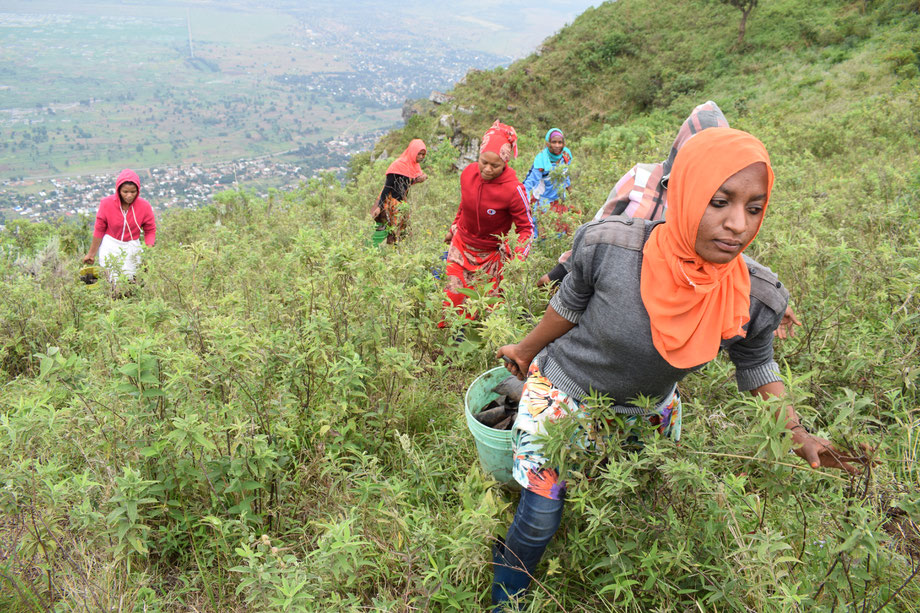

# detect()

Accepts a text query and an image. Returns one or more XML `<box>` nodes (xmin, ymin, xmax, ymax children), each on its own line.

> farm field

<box><xmin>0</xmin><ymin>0</ymin><xmax>596</xmax><ymax>222</ymax></box>
<box><xmin>0</xmin><ymin>0</ymin><xmax>594</xmax><ymax>185</ymax></box>
<box><xmin>0</xmin><ymin>7</ymin><xmax>390</xmax><ymax>182</ymax></box>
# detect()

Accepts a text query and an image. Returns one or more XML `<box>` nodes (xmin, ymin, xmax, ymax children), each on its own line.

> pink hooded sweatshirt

<box><xmin>93</xmin><ymin>169</ymin><xmax>156</xmax><ymax>245</ymax></box>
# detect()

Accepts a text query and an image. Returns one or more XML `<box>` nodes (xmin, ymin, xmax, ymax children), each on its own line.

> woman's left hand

<box><xmin>774</xmin><ymin>306</ymin><xmax>802</xmax><ymax>339</ymax></box>
<box><xmin>790</xmin><ymin>428</ymin><xmax>873</xmax><ymax>474</ymax></box>
<box><xmin>416</xmin><ymin>172</ymin><xmax>428</xmax><ymax>183</ymax></box>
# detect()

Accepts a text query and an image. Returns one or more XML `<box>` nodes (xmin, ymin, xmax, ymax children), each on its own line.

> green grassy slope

<box><xmin>385</xmin><ymin>0</ymin><xmax>917</xmax><ymax>138</ymax></box>
<box><xmin>1</xmin><ymin>0</ymin><xmax>919</xmax><ymax>610</ymax></box>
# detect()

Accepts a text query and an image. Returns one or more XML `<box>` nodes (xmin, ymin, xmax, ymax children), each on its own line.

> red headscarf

<box><xmin>480</xmin><ymin>120</ymin><xmax>518</xmax><ymax>162</ymax></box>
<box><xmin>640</xmin><ymin>127</ymin><xmax>774</xmax><ymax>369</ymax></box>
<box><xmin>385</xmin><ymin>139</ymin><xmax>426</xmax><ymax>178</ymax></box>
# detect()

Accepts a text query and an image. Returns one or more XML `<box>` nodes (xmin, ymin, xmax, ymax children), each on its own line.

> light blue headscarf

<box><xmin>532</xmin><ymin>128</ymin><xmax>572</xmax><ymax>171</ymax></box>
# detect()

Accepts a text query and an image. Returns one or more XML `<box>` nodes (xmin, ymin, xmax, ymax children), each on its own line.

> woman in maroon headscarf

<box><xmin>442</xmin><ymin>121</ymin><xmax>535</xmax><ymax>320</ymax></box>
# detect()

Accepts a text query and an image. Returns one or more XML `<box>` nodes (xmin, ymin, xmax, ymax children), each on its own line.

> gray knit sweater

<box><xmin>538</xmin><ymin>216</ymin><xmax>788</xmax><ymax>413</ymax></box>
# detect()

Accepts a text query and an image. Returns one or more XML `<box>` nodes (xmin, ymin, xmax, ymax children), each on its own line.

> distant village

<box><xmin>0</xmin><ymin>133</ymin><xmax>381</xmax><ymax>228</ymax></box>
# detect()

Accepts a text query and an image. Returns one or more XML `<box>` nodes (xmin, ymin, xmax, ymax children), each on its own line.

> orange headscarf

<box><xmin>385</xmin><ymin>139</ymin><xmax>426</xmax><ymax>178</ymax></box>
<box><xmin>640</xmin><ymin>128</ymin><xmax>774</xmax><ymax>369</ymax></box>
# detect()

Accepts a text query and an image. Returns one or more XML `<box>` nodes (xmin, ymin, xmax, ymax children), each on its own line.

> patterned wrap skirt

<box><xmin>373</xmin><ymin>195</ymin><xmax>409</xmax><ymax>244</ymax></box>
<box><xmin>512</xmin><ymin>362</ymin><xmax>681</xmax><ymax>500</ymax></box>
<box><xmin>442</xmin><ymin>234</ymin><xmax>507</xmax><ymax>313</ymax></box>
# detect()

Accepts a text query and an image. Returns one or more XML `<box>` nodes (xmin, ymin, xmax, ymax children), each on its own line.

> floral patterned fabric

<box><xmin>512</xmin><ymin>362</ymin><xmax>682</xmax><ymax>500</ymax></box>
<box><xmin>374</xmin><ymin>194</ymin><xmax>409</xmax><ymax>244</ymax></box>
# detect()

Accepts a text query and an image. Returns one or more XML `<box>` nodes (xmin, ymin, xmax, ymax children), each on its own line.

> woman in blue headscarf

<box><xmin>523</xmin><ymin>128</ymin><xmax>576</xmax><ymax>237</ymax></box>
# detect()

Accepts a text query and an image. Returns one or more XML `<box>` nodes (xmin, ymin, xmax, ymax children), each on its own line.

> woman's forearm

<box><xmin>750</xmin><ymin>378</ymin><xmax>867</xmax><ymax>472</ymax></box>
<box><xmin>82</xmin><ymin>235</ymin><xmax>103</xmax><ymax>264</ymax></box>
<box><xmin>751</xmin><ymin>380</ymin><xmax>802</xmax><ymax>428</ymax></box>
<box><xmin>518</xmin><ymin>305</ymin><xmax>576</xmax><ymax>360</ymax></box>
<box><xmin>498</xmin><ymin>304</ymin><xmax>577</xmax><ymax>379</ymax></box>
<box><xmin>86</xmin><ymin>236</ymin><xmax>103</xmax><ymax>257</ymax></box>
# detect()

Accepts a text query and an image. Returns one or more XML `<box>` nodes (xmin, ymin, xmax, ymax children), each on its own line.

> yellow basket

<box><xmin>79</xmin><ymin>265</ymin><xmax>104</xmax><ymax>286</ymax></box>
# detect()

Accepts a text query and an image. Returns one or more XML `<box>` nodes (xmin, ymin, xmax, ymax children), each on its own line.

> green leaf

<box><xmin>127</xmin><ymin>534</ymin><xmax>148</xmax><ymax>555</ymax></box>
<box><xmin>118</xmin><ymin>364</ymin><xmax>140</xmax><ymax>378</ymax></box>
<box><xmin>192</xmin><ymin>432</ymin><xmax>217</xmax><ymax>451</ymax></box>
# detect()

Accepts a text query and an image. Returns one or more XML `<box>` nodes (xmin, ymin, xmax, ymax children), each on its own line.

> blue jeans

<box><xmin>492</xmin><ymin>489</ymin><xmax>565</xmax><ymax>610</ymax></box>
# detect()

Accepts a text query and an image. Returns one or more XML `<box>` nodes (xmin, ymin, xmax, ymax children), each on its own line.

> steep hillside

<box><xmin>1</xmin><ymin>0</ymin><xmax>919</xmax><ymax>611</ymax></box>
<box><xmin>374</xmin><ymin>0</ymin><xmax>918</xmax><ymax>186</ymax></box>
<box><xmin>363</xmin><ymin>0</ymin><xmax>920</xmax><ymax>404</ymax></box>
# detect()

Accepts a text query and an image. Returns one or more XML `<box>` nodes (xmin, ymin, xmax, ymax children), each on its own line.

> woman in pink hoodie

<box><xmin>82</xmin><ymin>169</ymin><xmax>156</xmax><ymax>281</ymax></box>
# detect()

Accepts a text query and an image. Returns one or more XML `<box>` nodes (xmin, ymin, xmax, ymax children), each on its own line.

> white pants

<box><xmin>98</xmin><ymin>234</ymin><xmax>142</xmax><ymax>281</ymax></box>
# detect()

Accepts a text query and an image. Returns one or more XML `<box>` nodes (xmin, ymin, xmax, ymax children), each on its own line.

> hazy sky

<box><xmin>0</xmin><ymin>0</ymin><xmax>600</xmax><ymax>59</ymax></box>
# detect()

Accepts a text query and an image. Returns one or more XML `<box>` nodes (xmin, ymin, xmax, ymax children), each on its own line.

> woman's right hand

<box><xmin>497</xmin><ymin>344</ymin><xmax>533</xmax><ymax>381</ymax></box>
<box><xmin>82</xmin><ymin>253</ymin><xmax>94</xmax><ymax>265</ymax></box>
<box><xmin>790</xmin><ymin>428</ymin><xmax>874</xmax><ymax>474</ymax></box>
<box><xmin>445</xmin><ymin>223</ymin><xmax>459</xmax><ymax>244</ymax></box>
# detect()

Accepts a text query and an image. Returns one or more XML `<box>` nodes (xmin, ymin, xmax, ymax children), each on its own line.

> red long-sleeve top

<box><xmin>452</xmin><ymin>163</ymin><xmax>534</xmax><ymax>257</ymax></box>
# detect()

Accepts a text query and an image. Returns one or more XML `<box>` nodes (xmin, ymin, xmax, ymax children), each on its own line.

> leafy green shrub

<box><xmin>2</xmin><ymin>0</ymin><xmax>919</xmax><ymax>610</ymax></box>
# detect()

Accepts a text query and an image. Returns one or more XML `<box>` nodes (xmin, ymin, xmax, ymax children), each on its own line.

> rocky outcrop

<box><xmin>401</xmin><ymin>99</ymin><xmax>423</xmax><ymax>123</ymax></box>
<box><xmin>429</xmin><ymin>91</ymin><xmax>455</xmax><ymax>105</ymax></box>
<box><xmin>396</xmin><ymin>92</ymin><xmax>481</xmax><ymax>171</ymax></box>
<box><xmin>453</xmin><ymin>137</ymin><xmax>480</xmax><ymax>170</ymax></box>
<box><xmin>436</xmin><ymin>113</ymin><xmax>479</xmax><ymax>169</ymax></box>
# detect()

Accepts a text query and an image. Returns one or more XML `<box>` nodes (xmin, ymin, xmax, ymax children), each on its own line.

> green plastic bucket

<box><xmin>465</xmin><ymin>367</ymin><xmax>517</xmax><ymax>485</ymax></box>
<box><xmin>370</xmin><ymin>228</ymin><xmax>389</xmax><ymax>246</ymax></box>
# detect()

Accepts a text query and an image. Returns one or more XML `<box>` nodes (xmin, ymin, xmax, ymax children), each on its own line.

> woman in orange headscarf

<box><xmin>537</xmin><ymin>101</ymin><xmax>801</xmax><ymax>340</ymax></box>
<box><xmin>489</xmin><ymin>128</ymin><xmax>869</xmax><ymax>609</ymax></box>
<box><xmin>371</xmin><ymin>139</ymin><xmax>427</xmax><ymax>245</ymax></box>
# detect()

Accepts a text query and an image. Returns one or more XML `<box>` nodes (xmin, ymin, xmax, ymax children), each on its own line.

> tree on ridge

<box><xmin>718</xmin><ymin>0</ymin><xmax>760</xmax><ymax>48</ymax></box>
